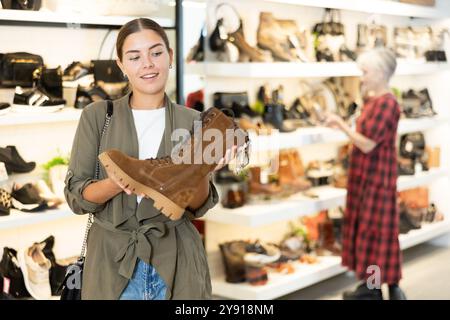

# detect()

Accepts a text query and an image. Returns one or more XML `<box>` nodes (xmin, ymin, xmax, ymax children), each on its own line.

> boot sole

<box><xmin>99</xmin><ymin>152</ymin><xmax>185</xmax><ymax>220</ymax></box>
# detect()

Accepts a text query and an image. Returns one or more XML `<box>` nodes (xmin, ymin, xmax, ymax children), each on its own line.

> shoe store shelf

<box><xmin>0</xmin><ymin>9</ymin><xmax>174</xmax><ymax>28</ymax></box>
<box><xmin>185</xmin><ymin>61</ymin><xmax>450</xmax><ymax>79</ymax></box>
<box><xmin>206</xmin><ymin>186</ymin><xmax>346</xmax><ymax>227</ymax></box>
<box><xmin>262</xmin><ymin>0</ymin><xmax>447</xmax><ymax>19</ymax></box>
<box><xmin>397</xmin><ymin>167</ymin><xmax>449</xmax><ymax>191</ymax></box>
<box><xmin>212</xmin><ymin>219</ymin><xmax>450</xmax><ymax>300</ymax></box>
<box><xmin>249</xmin><ymin>116</ymin><xmax>448</xmax><ymax>152</ymax></box>
<box><xmin>0</xmin><ymin>107</ymin><xmax>82</xmax><ymax>126</ymax></box>
<box><xmin>205</xmin><ymin>168</ymin><xmax>448</xmax><ymax>227</ymax></box>
<box><xmin>212</xmin><ymin>256</ymin><xmax>346</xmax><ymax>300</ymax></box>
<box><xmin>0</xmin><ymin>205</ymin><xmax>77</xmax><ymax>231</ymax></box>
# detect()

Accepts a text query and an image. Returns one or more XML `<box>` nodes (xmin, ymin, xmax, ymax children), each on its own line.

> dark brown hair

<box><xmin>116</xmin><ymin>18</ymin><xmax>171</xmax><ymax>61</ymax></box>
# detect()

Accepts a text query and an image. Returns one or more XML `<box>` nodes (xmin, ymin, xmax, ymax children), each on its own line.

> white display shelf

<box><xmin>397</xmin><ymin>167</ymin><xmax>449</xmax><ymax>191</ymax></box>
<box><xmin>212</xmin><ymin>219</ymin><xmax>450</xmax><ymax>299</ymax></box>
<box><xmin>263</xmin><ymin>0</ymin><xmax>447</xmax><ymax>19</ymax></box>
<box><xmin>399</xmin><ymin>219</ymin><xmax>450</xmax><ymax>250</ymax></box>
<box><xmin>0</xmin><ymin>9</ymin><xmax>174</xmax><ymax>28</ymax></box>
<box><xmin>0</xmin><ymin>205</ymin><xmax>79</xmax><ymax>231</ymax></box>
<box><xmin>185</xmin><ymin>61</ymin><xmax>450</xmax><ymax>78</ymax></box>
<box><xmin>0</xmin><ymin>107</ymin><xmax>82</xmax><ymax>126</ymax></box>
<box><xmin>206</xmin><ymin>168</ymin><xmax>448</xmax><ymax>227</ymax></box>
<box><xmin>249</xmin><ymin>116</ymin><xmax>448</xmax><ymax>152</ymax></box>
<box><xmin>206</xmin><ymin>186</ymin><xmax>346</xmax><ymax>227</ymax></box>
<box><xmin>212</xmin><ymin>256</ymin><xmax>346</xmax><ymax>300</ymax></box>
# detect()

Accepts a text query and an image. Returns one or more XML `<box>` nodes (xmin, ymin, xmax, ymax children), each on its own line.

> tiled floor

<box><xmin>280</xmin><ymin>241</ymin><xmax>450</xmax><ymax>300</ymax></box>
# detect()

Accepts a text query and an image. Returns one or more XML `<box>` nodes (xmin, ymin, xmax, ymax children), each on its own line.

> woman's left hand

<box><xmin>214</xmin><ymin>145</ymin><xmax>237</xmax><ymax>172</ymax></box>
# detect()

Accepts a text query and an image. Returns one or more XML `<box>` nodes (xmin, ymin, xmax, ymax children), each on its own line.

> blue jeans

<box><xmin>119</xmin><ymin>259</ymin><xmax>167</xmax><ymax>300</ymax></box>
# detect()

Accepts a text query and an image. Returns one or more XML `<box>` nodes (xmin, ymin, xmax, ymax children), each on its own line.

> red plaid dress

<box><xmin>342</xmin><ymin>93</ymin><xmax>402</xmax><ymax>285</ymax></box>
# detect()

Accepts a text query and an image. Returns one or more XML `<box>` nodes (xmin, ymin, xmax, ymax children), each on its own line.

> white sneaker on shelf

<box><xmin>48</xmin><ymin>165</ymin><xmax>68</xmax><ymax>202</ymax></box>
<box><xmin>35</xmin><ymin>180</ymin><xmax>63</xmax><ymax>206</ymax></box>
<box><xmin>18</xmin><ymin>243</ymin><xmax>52</xmax><ymax>300</ymax></box>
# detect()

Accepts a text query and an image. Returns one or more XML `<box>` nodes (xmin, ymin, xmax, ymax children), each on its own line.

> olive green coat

<box><xmin>64</xmin><ymin>92</ymin><xmax>218</xmax><ymax>300</ymax></box>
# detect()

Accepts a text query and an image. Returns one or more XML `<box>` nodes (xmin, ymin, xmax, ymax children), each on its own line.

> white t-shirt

<box><xmin>132</xmin><ymin>107</ymin><xmax>166</xmax><ymax>203</ymax></box>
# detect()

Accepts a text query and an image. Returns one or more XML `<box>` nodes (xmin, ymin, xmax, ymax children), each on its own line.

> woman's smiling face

<box><xmin>117</xmin><ymin>29</ymin><xmax>173</xmax><ymax>97</ymax></box>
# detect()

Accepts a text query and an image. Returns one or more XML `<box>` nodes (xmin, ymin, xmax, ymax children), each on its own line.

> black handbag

<box><xmin>36</xmin><ymin>66</ymin><xmax>63</xmax><ymax>98</ymax></box>
<box><xmin>400</xmin><ymin>132</ymin><xmax>426</xmax><ymax>160</ymax></box>
<box><xmin>59</xmin><ymin>100</ymin><xmax>113</xmax><ymax>300</ymax></box>
<box><xmin>0</xmin><ymin>52</ymin><xmax>44</xmax><ymax>87</ymax></box>
<box><xmin>0</xmin><ymin>0</ymin><xmax>42</xmax><ymax>10</ymax></box>
<box><xmin>91</xmin><ymin>60</ymin><xmax>125</xmax><ymax>84</ymax></box>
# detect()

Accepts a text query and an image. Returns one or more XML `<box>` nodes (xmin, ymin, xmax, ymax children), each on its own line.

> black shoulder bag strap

<box><xmin>79</xmin><ymin>100</ymin><xmax>113</xmax><ymax>260</ymax></box>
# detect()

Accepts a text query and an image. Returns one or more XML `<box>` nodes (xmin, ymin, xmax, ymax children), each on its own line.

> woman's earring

<box><xmin>169</xmin><ymin>64</ymin><xmax>173</xmax><ymax>69</ymax></box>
<box><xmin>123</xmin><ymin>73</ymin><xmax>128</xmax><ymax>80</ymax></box>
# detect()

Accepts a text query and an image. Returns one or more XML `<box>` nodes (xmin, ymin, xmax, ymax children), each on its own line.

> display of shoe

<box><xmin>343</xmin><ymin>282</ymin><xmax>383</xmax><ymax>300</ymax></box>
<box><xmin>0</xmin><ymin>187</ymin><xmax>12</xmax><ymax>216</ymax></box>
<box><xmin>62</xmin><ymin>61</ymin><xmax>92</xmax><ymax>82</ymax></box>
<box><xmin>48</xmin><ymin>164</ymin><xmax>69</xmax><ymax>202</ymax></box>
<box><xmin>227</xmin><ymin>21</ymin><xmax>273</xmax><ymax>62</ymax></box>
<box><xmin>277</xmin><ymin>19</ymin><xmax>314</xmax><ymax>62</ymax></box>
<box><xmin>0</xmin><ymin>273</ymin><xmax>16</xmax><ymax>300</ymax></box>
<box><xmin>11</xmin><ymin>183</ymin><xmax>44</xmax><ymax>205</ymax></box>
<box><xmin>257</xmin><ymin>12</ymin><xmax>298</xmax><ymax>62</ymax></box>
<box><xmin>0</xmin><ymin>146</ymin><xmax>36</xmax><ymax>174</ymax></box>
<box><xmin>18</xmin><ymin>242</ymin><xmax>52</xmax><ymax>300</ymax></box>
<box><xmin>0</xmin><ymin>102</ymin><xmax>11</xmax><ymax>116</ymax></box>
<box><xmin>74</xmin><ymin>84</ymin><xmax>109</xmax><ymax>109</ymax></box>
<box><xmin>248</xmin><ymin>166</ymin><xmax>282</xmax><ymax>196</ymax></box>
<box><xmin>35</xmin><ymin>179</ymin><xmax>62</xmax><ymax>206</ymax></box>
<box><xmin>279</xmin><ymin>236</ymin><xmax>306</xmax><ymax>261</ymax></box>
<box><xmin>0</xmin><ymin>247</ymin><xmax>31</xmax><ymax>299</ymax></box>
<box><xmin>263</xmin><ymin>103</ymin><xmax>296</xmax><ymax>133</ymax></box>
<box><xmin>35</xmin><ymin>66</ymin><xmax>64</xmax><ymax>99</ymax></box>
<box><xmin>278</xmin><ymin>151</ymin><xmax>311</xmax><ymax>192</ymax></box>
<box><xmin>12</xmin><ymin>86</ymin><xmax>65</xmax><ymax>113</ymax></box>
<box><xmin>39</xmin><ymin>235</ymin><xmax>71</xmax><ymax>296</ymax></box>
<box><xmin>316</xmin><ymin>217</ymin><xmax>342</xmax><ymax>256</ymax></box>
<box><xmin>306</xmin><ymin>160</ymin><xmax>335</xmax><ymax>186</ymax></box>
<box><xmin>99</xmin><ymin>107</ymin><xmax>250</xmax><ymax>220</ymax></box>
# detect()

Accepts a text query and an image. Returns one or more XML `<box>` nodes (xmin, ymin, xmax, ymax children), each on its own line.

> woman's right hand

<box><xmin>106</xmin><ymin>168</ymin><xmax>145</xmax><ymax>198</ymax></box>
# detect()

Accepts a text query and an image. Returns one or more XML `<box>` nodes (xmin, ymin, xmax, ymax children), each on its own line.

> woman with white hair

<box><xmin>324</xmin><ymin>47</ymin><xmax>406</xmax><ymax>300</ymax></box>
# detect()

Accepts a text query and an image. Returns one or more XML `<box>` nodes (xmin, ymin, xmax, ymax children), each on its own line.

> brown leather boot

<box><xmin>99</xmin><ymin>107</ymin><xmax>250</xmax><ymax>220</ymax></box>
<box><xmin>248</xmin><ymin>166</ymin><xmax>281</xmax><ymax>196</ymax></box>
<box><xmin>257</xmin><ymin>12</ymin><xmax>298</xmax><ymax>62</ymax></box>
<box><xmin>228</xmin><ymin>22</ymin><xmax>273</xmax><ymax>62</ymax></box>
<box><xmin>316</xmin><ymin>217</ymin><xmax>342</xmax><ymax>256</ymax></box>
<box><xmin>278</xmin><ymin>151</ymin><xmax>311</xmax><ymax>192</ymax></box>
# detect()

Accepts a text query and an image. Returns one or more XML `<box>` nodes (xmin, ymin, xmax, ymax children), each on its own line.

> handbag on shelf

<box><xmin>59</xmin><ymin>100</ymin><xmax>113</xmax><ymax>300</ymax></box>
<box><xmin>0</xmin><ymin>52</ymin><xmax>44</xmax><ymax>88</ymax></box>
<box><xmin>394</xmin><ymin>26</ymin><xmax>433</xmax><ymax>60</ymax></box>
<box><xmin>0</xmin><ymin>0</ymin><xmax>42</xmax><ymax>10</ymax></box>
<box><xmin>35</xmin><ymin>66</ymin><xmax>63</xmax><ymax>98</ymax></box>
<box><xmin>357</xmin><ymin>23</ymin><xmax>387</xmax><ymax>52</ymax></box>
<box><xmin>312</xmin><ymin>8</ymin><xmax>355</xmax><ymax>62</ymax></box>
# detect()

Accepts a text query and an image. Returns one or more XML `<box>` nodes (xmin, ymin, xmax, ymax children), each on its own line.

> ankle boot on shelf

<box><xmin>248</xmin><ymin>166</ymin><xmax>281</xmax><ymax>196</ymax></box>
<box><xmin>0</xmin><ymin>146</ymin><xmax>36</xmax><ymax>174</ymax></box>
<box><xmin>228</xmin><ymin>21</ymin><xmax>273</xmax><ymax>62</ymax></box>
<box><xmin>257</xmin><ymin>12</ymin><xmax>298</xmax><ymax>62</ymax></box>
<box><xmin>278</xmin><ymin>151</ymin><xmax>311</xmax><ymax>192</ymax></box>
<box><xmin>263</xmin><ymin>103</ymin><xmax>296</xmax><ymax>133</ymax></box>
<box><xmin>316</xmin><ymin>218</ymin><xmax>342</xmax><ymax>256</ymax></box>
<box><xmin>99</xmin><ymin>107</ymin><xmax>250</xmax><ymax>220</ymax></box>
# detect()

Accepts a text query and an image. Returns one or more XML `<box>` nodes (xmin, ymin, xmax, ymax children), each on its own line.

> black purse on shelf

<box><xmin>59</xmin><ymin>100</ymin><xmax>113</xmax><ymax>300</ymax></box>
<box><xmin>1</xmin><ymin>0</ymin><xmax>42</xmax><ymax>10</ymax></box>
<box><xmin>0</xmin><ymin>52</ymin><xmax>44</xmax><ymax>87</ymax></box>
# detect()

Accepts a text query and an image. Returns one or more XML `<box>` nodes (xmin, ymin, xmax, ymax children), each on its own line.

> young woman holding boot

<box><xmin>323</xmin><ymin>47</ymin><xmax>406</xmax><ymax>300</ymax></box>
<box><xmin>64</xmin><ymin>18</ymin><xmax>235</xmax><ymax>300</ymax></box>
